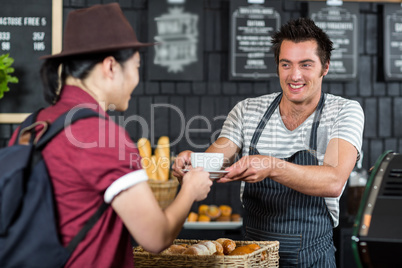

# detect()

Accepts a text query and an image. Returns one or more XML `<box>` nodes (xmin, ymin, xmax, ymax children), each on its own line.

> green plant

<box><xmin>0</xmin><ymin>53</ymin><xmax>18</xmax><ymax>99</ymax></box>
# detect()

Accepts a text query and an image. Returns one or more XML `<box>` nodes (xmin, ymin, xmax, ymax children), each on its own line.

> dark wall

<box><xmin>0</xmin><ymin>0</ymin><xmax>401</xmax><ymax>214</ymax></box>
<box><xmin>62</xmin><ymin>0</ymin><xmax>401</xmax><ymax>172</ymax></box>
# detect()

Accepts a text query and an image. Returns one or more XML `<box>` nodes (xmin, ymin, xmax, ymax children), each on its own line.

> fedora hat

<box><xmin>42</xmin><ymin>3</ymin><xmax>154</xmax><ymax>59</ymax></box>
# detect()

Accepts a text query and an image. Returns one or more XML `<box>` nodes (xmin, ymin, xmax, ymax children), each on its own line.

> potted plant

<box><xmin>0</xmin><ymin>53</ymin><xmax>18</xmax><ymax>99</ymax></box>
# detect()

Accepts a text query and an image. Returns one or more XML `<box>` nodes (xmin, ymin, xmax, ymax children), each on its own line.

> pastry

<box><xmin>199</xmin><ymin>241</ymin><xmax>217</xmax><ymax>254</ymax></box>
<box><xmin>216</xmin><ymin>238</ymin><xmax>236</xmax><ymax>255</ymax></box>
<box><xmin>245</xmin><ymin>243</ymin><xmax>261</xmax><ymax>251</ymax></box>
<box><xmin>211</xmin><ymin>241</ymin><xmax>223</xmax><ymax>254</ymax></box>
<box><xmin>182</xmin><ymin>244</ymin><xmax>210</xmax><ymax>255</ymax></box>
<box><xmin>231</xmin><ymin>213</ymin><xmax>241</xmax><ymax>222</ymax></box>
<box><xmin>219</xmin><ymin>205</ymin><xmax>232</xmax><ymax>217</ymax></box>
<box><xmin>187</xmin><ymin>212</ymin><xmax>198</xmax><ymax>222</ymax></box>
<box><xmin>228</xmin><ymin>245</ymin><xmax>255</xmax><ymax>255</ymax></box>
<box><xmin>198</xmin><ymin>204</ymin><xmax>209</xmax><ymax>215</ymax></box>
<box><xmin>198</xmin><ymin>214</ymin><xmax>211</xmax><ymax>222</ymax></box>
<box><xmin>216</xmin><ymin>215</ymin><xmax>231</xmax><ymax>222</ymax></box>
<box><xmin>163</xmin><ymin>244</ymin><xmax>188</xmax><ymax>255</ymax></box>
<box><xmin>206</xmin><ymin>205</ymin><xmax>221</xmax><ymax>220</ymax></box>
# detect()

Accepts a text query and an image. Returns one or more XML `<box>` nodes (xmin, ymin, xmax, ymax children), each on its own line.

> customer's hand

<box><xmin>181</xmin><ymin>167</ymin><xmax>212</xmax><ymax>201</ymax></box>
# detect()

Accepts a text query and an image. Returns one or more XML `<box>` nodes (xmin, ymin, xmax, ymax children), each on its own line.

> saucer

<box><xmin>182</xmin><ymin>169</ymin><xmax>229</xmax><ymax>179</ymax></box>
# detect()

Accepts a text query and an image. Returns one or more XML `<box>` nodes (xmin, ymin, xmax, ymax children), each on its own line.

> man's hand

<box><xmin>172</xmin><ymin>150</ymin><xmax>193</xmax><ymax>182</ymax></box>
<box><xmin>218</xmin><ymin>155</ymin><xmax>276</xmax><ymax>183</ymax></box>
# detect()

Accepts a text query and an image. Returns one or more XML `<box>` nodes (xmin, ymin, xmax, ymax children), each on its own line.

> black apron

<box><xmin>243</xmin><ymin>93</ymin><xmax>336</xmax><ymax>267</ymax></box>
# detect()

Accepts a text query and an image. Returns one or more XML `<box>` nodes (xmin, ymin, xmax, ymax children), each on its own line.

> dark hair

<box><xmin>271</xmin><ymin>18</ymin><xmax>333</xmax><ymax>68</ymax></box>
<box><xmin>40</xmin><ymin>48</ymin><xmax>137</xmax><ymax>104</ymax></box>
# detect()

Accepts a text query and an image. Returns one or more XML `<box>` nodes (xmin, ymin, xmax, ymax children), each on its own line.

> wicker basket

<box><xmin>148</xmin><ymin>178</ymin><xmax>179</xmax><ymax>209</ymax></box>
<box><xmin>133</xmin><ymin>239</ymin><xmax>279</xmax><ymax>267</ymax></box>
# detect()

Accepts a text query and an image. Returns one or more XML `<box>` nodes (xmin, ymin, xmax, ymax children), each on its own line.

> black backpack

<box><xmin>0</xmin><ymin>108</ymin><xmax>108</xmax><ymax>268</ymax></box>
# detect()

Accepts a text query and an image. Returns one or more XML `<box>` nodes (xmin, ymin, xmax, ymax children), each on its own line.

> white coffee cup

<box><xmin>191</xmin><ymin>152</ymin><xmax>224</xmax><ymax>171</ymax></box>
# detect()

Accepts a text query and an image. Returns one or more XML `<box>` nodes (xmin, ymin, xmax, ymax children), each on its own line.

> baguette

<box><xmin>154</xmin><ymin>136</ymin><xmax>170</xmax><ymax>181</ymax></box>
<box><xmin>137</xmin><ymin>138</ymin><xmax>153</xmax><ymax>179</ymax></box>
<box><xmin>149</xmin><ymin>155</ymin><xmax>158</xmax><ymax>180</ymax></box>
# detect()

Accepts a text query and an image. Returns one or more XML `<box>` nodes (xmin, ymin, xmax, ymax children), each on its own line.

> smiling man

<box><xmin>173</xmin><ymin>18</ymin><xmax>364</xmax><ymax>267</ymax></box>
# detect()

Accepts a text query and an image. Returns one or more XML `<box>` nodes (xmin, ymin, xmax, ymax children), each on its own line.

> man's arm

<box><xmin>206</xmin><ymin>137</ymin><xmax>241</xmax><ymax>167</ymax></box>
<box><xmin>219</xmin><ymin>138</ymin><xmax>357</xmax><ymax>198</ymax></box>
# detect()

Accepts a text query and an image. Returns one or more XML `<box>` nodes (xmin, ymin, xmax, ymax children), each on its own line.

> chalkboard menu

<box><xmin>0</xmin><ymin>0</ymin><xmax>53</xmax><ymax>114</ymax></box>
<box><xmin>309</xmin><ymin>2</ymin><xmax>359</xmax><ymax>81</ymax></box>
<box><xmin>147</xmin><ymin>0</ymin><xmax>204</xmax><ymax>81</ymax></box>
<box><xmin>384</xmin><ymin>4</ymin><xmax>402</xmax><ymax>81</ymax></box>
<box><xmin>229</xmin><ymin>0</ymin><xmax>281</xmax><ymax>80</ymax></box>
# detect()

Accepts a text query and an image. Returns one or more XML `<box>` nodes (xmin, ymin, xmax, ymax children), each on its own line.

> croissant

<box><xmin>216</xmin><ymin>238</ymin><xmax>236</xmax><ymax>255</ymax></box>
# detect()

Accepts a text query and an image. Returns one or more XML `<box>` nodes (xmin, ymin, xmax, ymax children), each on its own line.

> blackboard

<box><xmin>229</xmin><ymin>0</ymin><xmax>281</xmax><ymax>80</ymax></box>
<box><xmin>147</xmin><ymin>0</ymin><xmax>204</xmax><ymax>81</ymax></box>
<box><xmin>384</xmin><ymin>4</ymin><xmax>402</xmax><ymax>81</ymax></box>
<box><xmin>309</xmin><ymin>2</ymin><xmax>359</xmax><ymax>81</ymax></box>
<box><xmin>0</xmin><ymin>0</ymin><xmax>59</xmax><ymax>117</ymax></box>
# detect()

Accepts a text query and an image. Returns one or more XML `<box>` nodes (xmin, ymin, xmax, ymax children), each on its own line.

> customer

<box><xmin>173</xmin><ymin>18</ymin><xmax>364</xmax><ymax>267</ymax></box>
<box><xmin>9</xmin><ymin>3</ymin><xmax>212</xmax><ymax>268</ymax></box>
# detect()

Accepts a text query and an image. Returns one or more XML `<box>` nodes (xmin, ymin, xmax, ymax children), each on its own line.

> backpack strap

<box><xmin>33</xmin><ymin>108</ymin><xmax>109</xmax><ymax>254</ymax></box>
<box><xmin>66</xmin><ymin>202</ymin><xmax>109</xmax><ymax>253</ymax></box>
<box><xmin>36</xmin><ymin>107</ymin><xmax>104</xmax><ymax>149</ymax></box>
<box><xmin>14</xmin><ymin>108</ymin><xmax>43</xmax><ymax>145</ymax></box>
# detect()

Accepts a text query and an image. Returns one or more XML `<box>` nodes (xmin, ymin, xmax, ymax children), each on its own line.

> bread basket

<box><xmin>133</xmin><ymin>239</ymin><xmax>279</xmax><ymax>267</ymax></box>
<box><xmin>147</xmin><ymin>176</ymin><xmax>179</xmax><ymax>209</ymax></box>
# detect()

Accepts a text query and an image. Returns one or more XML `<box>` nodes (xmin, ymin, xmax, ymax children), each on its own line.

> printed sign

<box><xmin>384</xmin><ymin>4</ymin><xmax>402</xmax><ymax>80</ymax></box>
<box><xmin>230</xmin><ymin>0</ymin><xmax>281</xmax><ymax>80</ymax></box>
<box><xmin>0</xmin><ymin>0</ymin><xmax>52</xmax><ymax>113</ymax></box>
<box><xmin>148</xmin><ymin>0</ymin><xmax>203</xmax><ymax>81</ymax></box>
<box><xmin>310</xmin><ymin>2</ymin><xmax>359</xmax><ymax>80</ymax></box>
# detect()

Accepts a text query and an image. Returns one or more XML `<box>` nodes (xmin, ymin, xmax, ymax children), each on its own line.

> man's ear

<box><xmin>322</xmin><ymin>61</ymin><xmax>330</xmax><ymax>77</ymax></box>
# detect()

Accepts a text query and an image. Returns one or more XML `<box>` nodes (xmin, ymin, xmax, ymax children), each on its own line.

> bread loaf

<box><xmin>182</xmin><ymin>244</ymin><xmax>210</xmax><ymax>255</ymax></box>
<box><xmin>149</xmin><ymin>155</ymin><xmax>158</xmax><ymax>180</ymax></box>
<box><xmin>211</xmin><ymin>241</ymin><xmax>223</xmax><ymax>254</ymax></box>
<box><xmin>154</xmin><ymin>136</ymin><xmax>170</xmax><ymax>181</ymax></box>
<box><xmin>163</xmin><ymin>244</ymin><xmax>187</xmax><ymax>255</ymax></box>
<box><xmin>199</xmin><ymin>241</ymin><xmax>217</xmax><ymax>255</ymax></box>
<box><xmin>137</xmin><ymin>138</ymin><xmax>153</xmax><ymax>179</ymax></box>
<box><xmin>228</xmin><ymin>244</ymin><xmax>261</xmax><ymax>255</ymax></box>
<box><xmin>216</xmin><ymin>238</ymin><xmax>236</xmax><ymax>255</ymax></box>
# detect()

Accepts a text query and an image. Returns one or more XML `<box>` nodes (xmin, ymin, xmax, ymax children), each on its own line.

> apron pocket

<box><xmin>245</xmin><ymin>226</ymin><xmax>301</xmax><ymax>267</ymax></box>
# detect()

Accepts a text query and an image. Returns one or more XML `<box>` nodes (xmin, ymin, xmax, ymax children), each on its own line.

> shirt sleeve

<box><xmin>104</xmin><ymin>169</ymin><xmax>148</xmax><ymax>203</ymax></box>
<box><xmin>330</xmin><ymin>99</ymin><xmax>365</xmax><ymax>160</ymax></box>
<box><xmin>218</xmin><ymin>100</ymin><xmax>245</xmax><ymax>149</ymax></box>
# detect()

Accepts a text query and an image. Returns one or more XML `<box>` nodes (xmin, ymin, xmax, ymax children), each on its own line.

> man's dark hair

<box><xmin>271</xmin><ymin>17</ymin><xmax>333</xmax><ymax>68</ymax></box>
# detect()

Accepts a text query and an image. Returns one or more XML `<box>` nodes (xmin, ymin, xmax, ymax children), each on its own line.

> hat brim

<box><xmin>40</xmin><ymin>41</ymin><xmax>156</xmax><ymax>60</ymax></box>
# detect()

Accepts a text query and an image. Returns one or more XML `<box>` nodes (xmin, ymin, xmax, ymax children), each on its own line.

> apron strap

<box><xmin>309</xmin><ymin>92</ymin><xmax>326</xmax><ymax>152</ymax></box>
<box><xmin>249</xmin><ymin>92</ymin><xmax>326</xmax><ymax>154</ymax></box>
<box><xmin>249</xmin><ymin>93</ymin><xmax>282</xmax><ymax>151</ymax></box>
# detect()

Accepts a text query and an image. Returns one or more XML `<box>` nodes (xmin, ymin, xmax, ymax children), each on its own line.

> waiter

<box><xmin>173</xmin><ymin>17</ymin><xmax>364</xmax><ymax>267</ymax></box>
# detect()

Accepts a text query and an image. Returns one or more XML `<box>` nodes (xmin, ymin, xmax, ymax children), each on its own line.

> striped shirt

<box><xmin>219</xmin><ymin>92</ymin><xmax>365</xmax><ymax>227</ymax></box>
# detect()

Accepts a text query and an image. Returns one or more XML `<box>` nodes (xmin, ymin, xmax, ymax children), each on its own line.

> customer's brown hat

<box><xmin>42</xmin><ymin>3</ymin><xmax>154</xmax><ymax>59</ymax></box>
